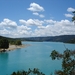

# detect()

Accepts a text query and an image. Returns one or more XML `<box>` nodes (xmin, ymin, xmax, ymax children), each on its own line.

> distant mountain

<box><xmin>19</xmin><ymin>35</ymin><xmax>75</xmax><ymax>43</ymax></box>
<box><xmin>0</xmin><ymin>35</ymin><xmax>75</xmax><ymax>43</ymax></box>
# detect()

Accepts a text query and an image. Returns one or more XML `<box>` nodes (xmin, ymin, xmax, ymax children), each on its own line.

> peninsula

<box><xmin>0</xmin><ymin>38</ymin><xmax>28</xmax><ymax>52</ymax></box>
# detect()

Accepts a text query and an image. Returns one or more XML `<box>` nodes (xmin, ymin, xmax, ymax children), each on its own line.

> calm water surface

<box><xmin>0</xmin><ymin>42</ymin><xmax>75</xmax><ymax>75</ymax></box>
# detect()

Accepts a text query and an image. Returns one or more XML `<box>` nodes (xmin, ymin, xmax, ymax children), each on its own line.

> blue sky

<box><xmin>0</xmin><ymin>0</ymin><xmax>75</xmax><ymax>38</ymax></box>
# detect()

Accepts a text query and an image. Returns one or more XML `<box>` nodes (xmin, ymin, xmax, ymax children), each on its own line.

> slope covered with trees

<box><xmin>0</xmin><ymin>38</ymin><xmax>9</xmax><ymax>50</ymax></box>
<box><xmin>19</xmin><ymin>35</ymin><xmax>75</xmax><ymax>43</ymax></box>
<box><xmin>0</xmin><ymin>36</ymin><xmax>22</xmax><ymax>52</ymax></box>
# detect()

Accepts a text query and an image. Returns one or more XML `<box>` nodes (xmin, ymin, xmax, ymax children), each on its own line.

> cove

<box><xmin>0</xmin><ymin>42</ymin><xmax>75</xmax><ymax>75</ymax></box>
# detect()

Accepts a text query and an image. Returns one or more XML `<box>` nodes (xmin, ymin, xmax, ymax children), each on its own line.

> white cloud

<box><xmin>19</xmin><ymin>19</ymin><xmax>26</xmax><ymax>25</ymax></box>
<box><xmin>33</xmin><ymin>12</ymin><xmax>39</xmax><ymax>15</ymax></box>
<box><xmin>44</xmin><ymin>19</ymin><xmax>56</xmax><ymax>24</ymax></box>
<box><xmin>67</xmin><ymin>7</ymin><xmax>75</xmax><ymax>12</ymax></box>
<box><xmin>17</xmin><ymin>25</ymin><xmax>31</xmax><ymax>31</ymax></box>
<box><xmin>32</xmin><ymin>19</ymin><xmax>75</xmax><ymax>37</ymax></box>
<box><xmin>12</xmin><ymin>25</ymin><xmax>32</xmax><ymax>37</ymax></box>
<box><xmin>38</xmin><ymin>25</ymin><xmax>45</xmax><ymax>29</ymax></box>
<box><xmin>0</xmin><ymin>18</ymin><xmax>17</xmax><ymax>29</ymax></box>
<box><xmin>27</xmin><ymin>3</ymin><xmax>45</xmax><ymax>18</ymax></box>
<box><xmin>39</xmin><ymin>14</ymin><xmax>45</xmax><ymax>18</ymax></box>
<box><xmin>0</xmin><ymin>18</ymin><xmax>75</xmax><ymax>38</ymax></box>
<box><xmin>19</xmin><ymin>19</ymin><xmax>44</xmax><ymax>26</ymax></box>
<box><xmin>33</xmin><ymin>12</ymin><xmax>45</xmax><ymax>18</ymax></box>
<box><xmin>0</xmin><ymin>19</ymin><xmax>32</xmax><ymax>38</ymax></box>
<box><xmin>0</xmin><ymin>29</ymin><xmax>10</xmax><ymax>35</ymax></box>
<box><xmin>27</xmin><ymin>2</ymin><xmax>44</xmax><ymax>12</ymax></box>
<box><xmin>65</xmin><ymin>14</ymin><xmax>73</xmax><ymax>18</ymax></box>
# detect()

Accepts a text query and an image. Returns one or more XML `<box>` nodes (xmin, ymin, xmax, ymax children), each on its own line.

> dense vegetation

<box><xmin>0</xmin><ymin>37</ymin><xmax>22</xmax><ymax>52</ymax></box>
<box><xmin>50</xmin><ymin>49</ymin><xmax>75</xmax><ymax>75</ymax></box>
<box><xmin>0</xmin><ymin>36</ymin><xmax>22</xmax><ymax>45</ymax></box>
<box><xmin>9</xmin><ymin>40</ymin><xmax>22</xmax><ymax>45</ymax></box>
<box><xmin>18</xmin><ymin>35</ymin><xmax>75</xmax><ymax>42</ymax></box>
<box><xmin>0</xmin><ymin>38</ymin><xmax>9</xmax><ymax>50</ymax></box>
<box><xmin>72</xmin><ymin>11</ymin><xmax>75</xmax><ymax>24</ymax></box>
<box><xmin>11</xmin><ymin>68</ymin><xmax>45</xmax><ymax>75</ymax></box>
<box><xmin>1</xmin><ymin>35</ymin><xmax>75</xmax><ymax>43</ymax></box>
<box><xmin>67</xmin><ymin>38</ymin><xmax>75</xmax><ymax>44</ymax></box>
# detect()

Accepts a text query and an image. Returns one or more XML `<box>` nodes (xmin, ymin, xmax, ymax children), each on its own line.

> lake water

<box><xmin>0</xmin><ymin>42</ymin><xmax>75</xmax><ymax>75</ymax></box>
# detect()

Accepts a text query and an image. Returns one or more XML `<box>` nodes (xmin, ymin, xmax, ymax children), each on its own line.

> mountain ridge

<box><xmin>0</xmin><ymin>35</ymin><xmax>75</xmax><ymax>43</ymax></box>
<box><xmin>18</xmin><ymin>35</ymin><xmax>75</xmax><ymax>43</ymax></box>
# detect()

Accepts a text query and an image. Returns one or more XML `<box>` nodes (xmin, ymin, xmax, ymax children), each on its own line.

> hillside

<box><xmin>19</xmin><ymin>35</ymin><xmax>75</xmax><ymax>43</ymax></box>
<box><xmin>0</xmin><ymin>36</ymin><xmax>13</xmax><ymax>40</ymax></box>
<box><xmin>66</xmin><ymin>38</ymin><xmax>75</xmax><ymax>43</ymax></box>
<box><xmin>0</xmin><ymin>35</ymin><xmax>75</xmax><ymax>43</ymax></box>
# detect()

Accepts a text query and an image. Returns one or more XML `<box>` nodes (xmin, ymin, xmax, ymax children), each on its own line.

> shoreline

<box><xmin>0</xmin><ymin>44</ymin><xmax>30</xmax><ymax>52</ymax></box>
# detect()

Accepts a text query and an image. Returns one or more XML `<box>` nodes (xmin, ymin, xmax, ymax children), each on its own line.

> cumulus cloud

<box><xmin>33</xmin><ymin>19</ymin><xmax>75</xmax><ymax>37</ymax></box>
<box><xmin>11</xmin><ymin>25</ymin><xmax>32</xmax><ymax>37</ymax></box>
<box><xmin>0</xmin><ymin>29</ymin><xmax>10</xmax><ymax>35</ymax></box>
<box><xmin>39</xmin><ymin>14</ymin><xmax>45</xmax><ymax>18</ymax></box>
<box><xmin>0</xmin><ymin>18</ymin><xmax>75</xmax><ymax>38</ymax></box>
<box><xmin>27</xmin><ymin>3</ymin><xmax>45</xmax><ymax>18</ymax></box>
<box><xmin>33</xmin><ymin>12</ymin><xmax>45</xmax><ymax>18</ymax></box>
<box><xmin>0</xmin><ymin>18</ymin><xmax>32</xmax><ymax>38</ymax></box>
<box><xmin>64</xmin><ymin>7</ymin><xmax>75</xmax><ymax>18</ymax></box>
<box><xmin>37</xmin><ymin>25</ymin><xmax>45</xmax><ymax>29</ymax></box>
<box><xmin>65</xmin><ymin>14</ymin><xmax>73</xmax><ymax>18</ymax></box>
<box><xmin>44</xmin><ymin>19</ymin><xmax>56</xmax><ymax>24</ymax></box>
<box><xmin>27</xmin><ymin>2</ymin><xmax>44</xmax><ymax>12</ymax></box>
<box><xmin>33</xmin><ymin>12</ymin><xmax>39</xmax><ymax>15</ymax></box>
<box><xmin>67</xmin><ymin>7</ymin><xmax>75</xmax><ymax>12</ymax></box>
<box><xmin>19</xmin><ymin>19</ymin><xmax>44</xmax><ymax>26</ymax></box>
<box><xmin>18</xmin><ymin>25</ymin><xmax>31</xmax><ymax>30</ymax></box>
<box><xmin>0</xmin><ymin>18</ymin><xmax>17</xmax><ymax>29</ymax></box>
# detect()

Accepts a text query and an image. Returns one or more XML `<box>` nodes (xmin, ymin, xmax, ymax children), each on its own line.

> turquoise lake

<box><xmin>0</xmin><ymin>42</ymin><xmax>75</xmax><ymax>75</ymax></box>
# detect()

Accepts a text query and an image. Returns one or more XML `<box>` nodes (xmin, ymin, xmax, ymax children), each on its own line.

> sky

<box><xmin>0</xmin><ymin>0</ymin><xmax>75</xmax><ymax>38</ymax></box>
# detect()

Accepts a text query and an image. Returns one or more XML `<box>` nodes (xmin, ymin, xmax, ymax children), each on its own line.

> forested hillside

<box><xmin>1</xmin><ymin>35</ymin><xmax>75</xmax><ymax>43</ymax></box>
<box><xmin>19</xmin><ymin>35</ymin><xmax>75</xmax><ymax>43</ymax></box>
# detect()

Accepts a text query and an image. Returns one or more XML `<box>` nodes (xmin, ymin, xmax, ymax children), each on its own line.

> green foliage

<box><xmin>0</xmin><ymin>38</ymin><xmax>9</xmax><ymax>49</ymax></box>
<box><xmin>67</xmin><ymin>38</ymin><xmax>75</xmax><ymax>44</ymax></box>
<box><xmin>72</xmin><ymin>11</ymin><xmax>75</xmax><ymax>25</ymax></box>
<box><xmin>50</xmin><ymin>50</ymin><xmax>60</xmax><ymax>60</ymax></box>
<box><xmin>72</xmin><ymin>16</ymin><xmax>75</xmax><ymax>21</ymax></box>
<box><xmin>50</xmin><ymin>50</ymin><xmax>63</xmax><ymax>62</ymax></box>
<box><xmin>11</xmin><ymin>68</ymin><xmax>45</xmax><ymax>75</ymax></box>
<box><xmin>9</xmin><ymin>40</ymin><xmax>22</xmax><ymax>45</ymax></box>
<box><xmin>50</xmin><ymin>49</ymin><xmax>75</xmax><ymax>75</ymax></box>
<box><xmin>15</xmin><ymin>40</ymin><xmax>22</xmax><ymax>45</ymax></box>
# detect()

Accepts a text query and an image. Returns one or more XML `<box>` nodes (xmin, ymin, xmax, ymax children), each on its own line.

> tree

<box><xmin>0</xmin><ymin>38</ymin><xmax>9</xmax><ymax>50</ymax></box>
<box><xmin>9</xmin><ymin>40</ymin><xmax>22</xmax><ymax>45</ymax></box>
<box><xmin>11</xmin><ymin>68</ymin><xmax>45</xmax><ymax>75</ymax></box>
<box><xmin>72</xmin><ymin>11</ymin><xmax>75</xmax><ymax>25</ymax></box>
<box><xmin>50</xmin><ymin>49</ymin><xmax>75</xmax><ymax>75</ymax></box>
<box><xmin>15</xmin><ymin>40</ymin><xmax>22</xmax><ymax>45</ymax></box>
<box><xmin>50</xmin><ymin>50</ymin><xmax>59</xmax><ymax>60</ymax></box>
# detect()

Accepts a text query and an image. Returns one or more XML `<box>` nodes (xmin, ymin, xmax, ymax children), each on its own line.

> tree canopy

<box><xmin>50</xmin><ymin>49</ymin><xmax>75</xmax><ymax>75</ymax></box>
<box><xmin>0</xmin><ymin>38</ymin><xmax>9</xmax><ymax>50</ymax></box>
<box><xmin>11</xmin><ymin>68</ymin><xmax>45</xmax><ymax>75</ymax></box>
<box><xmin>9</xmin><ymin>40</ymin><xmax>22</xmax><ymax>45</ymax></box>
<box><xmin>72</xmin><ymin>11</ymin><xmax>75</xmax><ymax>24</ymax></box>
